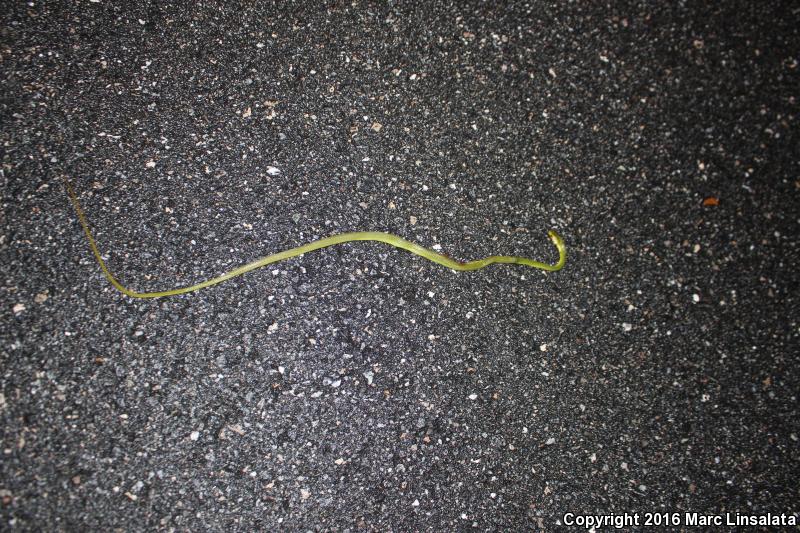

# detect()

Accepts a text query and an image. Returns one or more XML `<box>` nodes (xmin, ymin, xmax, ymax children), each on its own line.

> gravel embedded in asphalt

<box><xmin>1</xmin><ymin>2</ymin><xmax>798</xmax><ymax>530</ymax></box>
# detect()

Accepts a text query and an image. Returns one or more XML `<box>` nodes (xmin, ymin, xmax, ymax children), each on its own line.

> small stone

<box><xmin>300</xmin><ymin>489</ymin><xmax>311</xmax><ymax>500</ymax></box>
<box><xmin>468</xmin><ymin>393</ymin><xmax>478</xmax><ymax>400</ymax></box>
<box><xmin>622</xmin><ymin>323</ymin><xmax>633</xmax><ymax>332</ymax></box>
<box><xmin>12</xmin><ymin>303</ymin><xmax>25</xmax><ymax>315</ymax></box>
<box><xmin>409</xmin><ymin>215</ymin><xmax>417</xmax><ymax>225</ymax></box>
<box><xmin>266</xmin><ymin>166</ymin><xmax>281</xmax><ymax>176</ymax></box>
<box><xmin>545</xmin><ymin>437</ymin><xmax>556</xmax><ymax>445</ymax></box>
<box><xmin>34</xmin><ymin>292</ymin><xmax>48</xmax><ymax>304</ymax></box>
<box><xmin>71</xmin><ymin>475</ymin><xmax>81</xmax><ymax>485</ymax></box>
<box><xmin>371</xmin><ymin>122</ymin><xmax>382</xmax><ymax>132</ymax></box>
<box><xmin>692</xmin><ymin>294</ymin><xmax>700</xmax><ymax>303</ymax></box>
<box><xmin>242</xmin><ymin>107</ymin><xmax>252</xmax><ymax>118</ymax></box>
<box><xmin>412</xmin><ymin>499</ymin><xmax>419</xmax><ymax>507</ymax></box>
<box><xmin>268</xmin><ymin>323</ymin><xmax>278</xmax><ymax>333</ymax></box>
<box><xmin>539</xmin><ymin>343</ymin><xmax>547</xmax><ymax>352</ymax></box>
<box><xmin>388</xmin><ymin>201</ymin><xmax>396</xmax><ymax>210</ymax></box>
<box><xmin>362</xmin><ymin>371</ymin><xmax>374</xmax><ymax>385</ymax></box>
<box><xmin>145</xmin><ymin>160</ymin><xmax>156</xmax><ymax>168</ymax></box>
<box><xmin>335</xmin><ymin>458</ymin><xmax>345</xmax><ymax>465</ymax></box>
<box><xmin>190</xmin><ymin>431</ymin><xmax>200</xmax><ymax>441</ymax></box>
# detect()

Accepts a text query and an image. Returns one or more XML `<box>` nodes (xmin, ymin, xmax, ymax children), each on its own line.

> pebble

<box><xmin>362</xmin><ymin>371</ymin><xmax>374</xmax><ymax>385</ymax></box>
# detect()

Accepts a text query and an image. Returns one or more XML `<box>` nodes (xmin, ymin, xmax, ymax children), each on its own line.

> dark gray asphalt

<box><xmin>2</xmin><ymin>1</ymin><xmax>799</xmax><ymax>531</ymax></box>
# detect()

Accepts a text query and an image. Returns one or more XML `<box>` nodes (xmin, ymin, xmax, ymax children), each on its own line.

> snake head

<box><xmin>547</xmin><ymin>230</ymin><xmax>567</xmax><ymax>271</ymax></box>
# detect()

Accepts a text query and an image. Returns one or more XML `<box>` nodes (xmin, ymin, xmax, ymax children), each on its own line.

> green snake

<box><xmin>63</xmin><ymin>177</ymin><xmax>566</xmax><ymax>299</ymax></box>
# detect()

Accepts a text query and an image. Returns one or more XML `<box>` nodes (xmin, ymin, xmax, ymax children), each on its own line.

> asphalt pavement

<box><xmin>2</xmin><ymin>1</ymin><xmax>798</xmax><ymax>530</ymax></box>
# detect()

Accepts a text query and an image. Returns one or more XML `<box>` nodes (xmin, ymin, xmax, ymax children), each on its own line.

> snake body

<box><xmin>64</xmin><ymin>177</ymin><xmax>566</xmax><ymax>299</ymax></box>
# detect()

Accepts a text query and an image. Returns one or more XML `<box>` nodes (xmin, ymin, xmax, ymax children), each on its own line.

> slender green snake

<box><xmin>63</xmin><ymin>176</ymin><xmax>566</xmax><ymax>299</ymax></box>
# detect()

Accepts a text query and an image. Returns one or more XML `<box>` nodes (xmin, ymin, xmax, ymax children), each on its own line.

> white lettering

<box><xmin>685</xmin><ymin>513</ymin><xmax>722</xmax><ymax>526</ymax></box>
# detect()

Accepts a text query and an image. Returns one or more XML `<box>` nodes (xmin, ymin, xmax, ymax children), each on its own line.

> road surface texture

<box><xmin>2</xmin><ymin>1</ymin><xmax>798</xmax><ymax>530</ymax></box>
